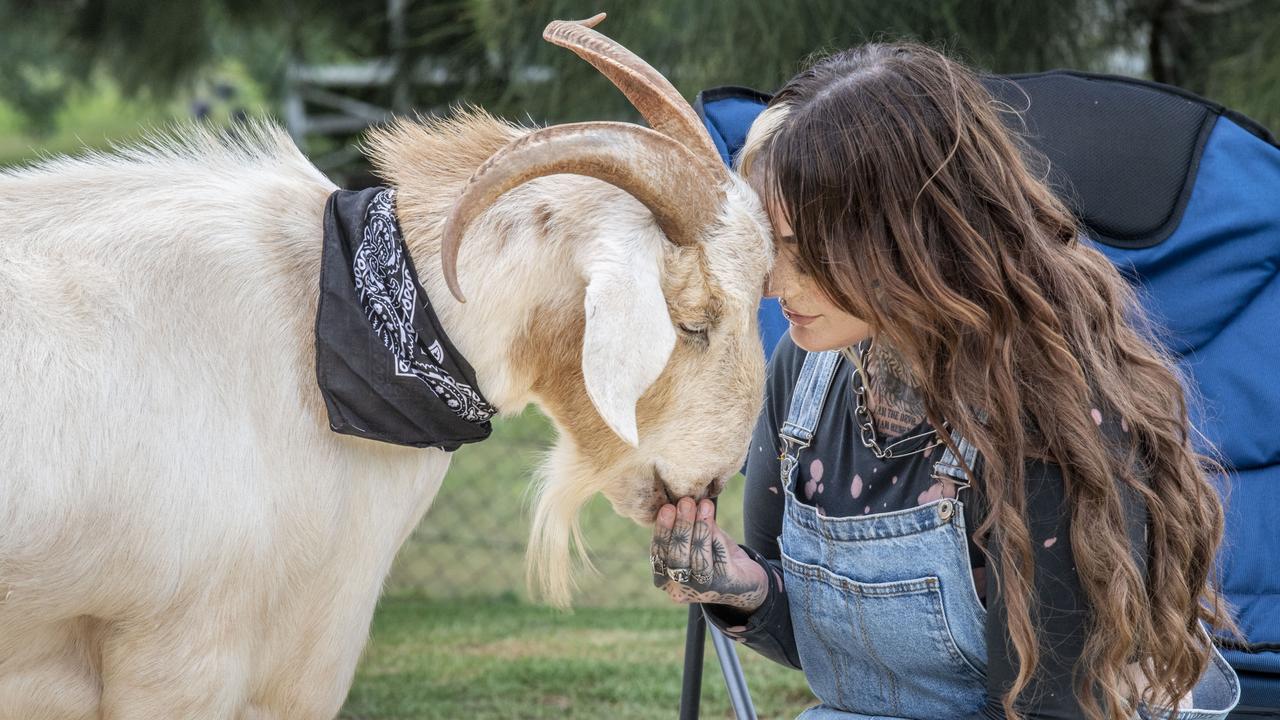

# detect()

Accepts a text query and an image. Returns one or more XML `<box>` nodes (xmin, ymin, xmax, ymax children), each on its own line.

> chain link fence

<box><xmin>384</xmin><ymin>409</ymin><xmax>750</xmax><ymax>607</ymax></box>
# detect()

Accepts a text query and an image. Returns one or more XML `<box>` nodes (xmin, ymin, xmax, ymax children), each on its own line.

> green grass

<box><xmin>342</xmin><ymin>597</ymin><xmax>816</xmax><ymax>720</ymax></box>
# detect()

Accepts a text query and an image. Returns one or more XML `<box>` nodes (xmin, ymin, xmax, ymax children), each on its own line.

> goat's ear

<box><xmin>581</xmin><ymin>262</ymin><xmax>676</xmax><ymax>448</ymax></box>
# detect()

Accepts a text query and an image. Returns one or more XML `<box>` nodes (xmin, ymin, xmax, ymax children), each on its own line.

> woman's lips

<box><xmin>782</xmin><ymin>307</ymin><xmax>820</xmax><ymax>327</ymax></box>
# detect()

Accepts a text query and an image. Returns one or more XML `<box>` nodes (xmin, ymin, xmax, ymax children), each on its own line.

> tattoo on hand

<box><xmin>711</xmin><ymin>539</ymin><xmax>728</xmax><ymax>570</ymax></box>
<box><xmin>682</xmin><ymin>533</ymin><xmax>766</xmax><ymax>609</ymax></box>
<box><xmin>651</xmin><ymin>511</ymin><xmax>768</xmax><ymax>611</ymax></box>
<box><xmin>690</xmin><ymin>523</ymin><xmax>709</xmax><ymax>556</ymax></box>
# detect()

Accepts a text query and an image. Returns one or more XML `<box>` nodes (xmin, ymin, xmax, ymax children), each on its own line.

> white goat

<box><xmin>0</xmin><ymin>15</ymin><xmax>772</xmax><ymax>719</ymax></box>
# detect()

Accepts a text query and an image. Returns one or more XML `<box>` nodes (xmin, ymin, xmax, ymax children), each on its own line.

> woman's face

<box><xmin>764</xmin><ymin>202</ymin><xmax>873</xmax><ymax>351</ymax></box>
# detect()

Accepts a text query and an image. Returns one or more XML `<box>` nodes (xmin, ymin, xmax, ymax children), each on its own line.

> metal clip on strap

<box><xmin>779</xmin><ymin>350</ymin><xmax>843</xmax><ymax>450</ymax></box>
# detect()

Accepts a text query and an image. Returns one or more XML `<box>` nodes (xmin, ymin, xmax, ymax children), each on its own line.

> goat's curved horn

<box><xmin>544</xmin><ymin>14</ymin><xmax>723</xmax><ymax>170</ymax></box>
<box><xmin>441</xmin><ymin>122</ymin><xmax>724</xmax><ymax>302</ymax></box>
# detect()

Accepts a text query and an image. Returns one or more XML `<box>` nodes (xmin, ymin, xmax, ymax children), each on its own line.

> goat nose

<box><xmin>663</xmin><ymin>485</ymin><xmax>679</xmax><ymax>505</ymax></box>
<box><xmin>654</xmin><ymin>471</ymin><xmax>725</xmax><ymax>503</ymax></box>
<box><xmin>704</xmin><ymin>476</ymin><xmax>727</xmax><ymax>499</ymax></box>
<box><xmin>653</xmin><ymin>473</ymin><xmax>678</xmax><ymax>505</ymax></box>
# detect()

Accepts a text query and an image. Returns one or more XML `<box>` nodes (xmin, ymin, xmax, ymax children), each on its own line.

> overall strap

<box><xmin>782</xmin><ymin>347</ymin><xmax>981</xmax><ymax>485</ymax></box>
<box><xmin>933</xmin><ymin>411</ymin><xmax>984</xmax><ymax>483</ymax></box>
<box><xmin>780</xmin><ymin>350</ymin><xmax>843</xmax><ymax>450</ymax></box>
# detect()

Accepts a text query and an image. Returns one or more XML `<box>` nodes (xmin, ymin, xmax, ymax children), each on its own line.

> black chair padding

<box><xmin>982</xmin><ymin>71</ymin><xmax>1223</xmax><ymax>250</ymax></box>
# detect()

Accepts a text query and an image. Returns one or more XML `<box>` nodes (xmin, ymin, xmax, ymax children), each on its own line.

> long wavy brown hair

<box><xmin>741</xmin><ymin>43</ymin><xmax>1235</xmax><ymax>720</ymax></box>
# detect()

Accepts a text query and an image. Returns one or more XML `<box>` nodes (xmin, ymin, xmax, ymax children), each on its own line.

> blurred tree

<box><xmin>470</xmin><ymin>0</ymin><xmax>1117</xmax><ymax>124</ymax></box>
<box><xmin>0</xmin><ymin>0</ymin><xmax>1275</xmax><ymax>133</ymax></box>
<box><xmin>0</xmin><ymin>0</ymin><xmax>490</xmax><ymax>133</ymax></box>
<box><xmin>1119</xmin><ymin>0</ymin><xmax>1280</xmax><ymax>128</ymax></box>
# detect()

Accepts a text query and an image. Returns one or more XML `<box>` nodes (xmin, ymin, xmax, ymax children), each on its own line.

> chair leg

<box><xmin>709</xmin><ymin>617</ymin><xmax>758</xmax><ymax>720</ymax></box>
<box><xmin>679</xmin><ymin>603</ymin><xmax>707</xmax><ymax>720</ymax></box>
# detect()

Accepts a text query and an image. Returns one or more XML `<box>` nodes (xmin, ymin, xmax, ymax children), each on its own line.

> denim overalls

<box><xmin>778</xmin><ymin>350</ymin><xmax>1240</xmax><ymax>720</ymax></box>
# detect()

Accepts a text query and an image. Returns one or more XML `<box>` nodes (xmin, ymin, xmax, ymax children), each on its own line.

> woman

<box><xmin>649</xmin><ymin>43</ymin><xmax>1240</xmax><ymax>720</ymax></box>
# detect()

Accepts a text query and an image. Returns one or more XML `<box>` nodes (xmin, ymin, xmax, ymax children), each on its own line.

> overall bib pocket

<box><xmin>781</xmin><ymin>550</ymin><xmax>986</xmax><ymax>717</ymax></box>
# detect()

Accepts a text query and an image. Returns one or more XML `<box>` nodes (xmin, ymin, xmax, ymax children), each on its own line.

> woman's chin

<box><xmin>788</xmin><ymin>324</ymin><xmax>870</xmax><ymax>352</ymax></box>
<box><xmin>788</xmin><ymin>325</ymin><xmax>835</xmax><ymax>352</ymax></box>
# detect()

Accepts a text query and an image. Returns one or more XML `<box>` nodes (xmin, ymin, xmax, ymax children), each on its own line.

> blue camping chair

<box><xmin>682</xmin><ymin>71</ymin><xmax>1280</xmax><ymax>718</ymax></box>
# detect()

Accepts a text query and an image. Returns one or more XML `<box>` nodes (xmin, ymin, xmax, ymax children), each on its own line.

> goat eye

<box><xmin>678</xmin><ymin>323</ymin><xmax>709</xmax><ymax>338</ymax></box>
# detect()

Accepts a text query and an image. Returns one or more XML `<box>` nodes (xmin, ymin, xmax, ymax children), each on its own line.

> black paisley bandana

<box><xmin>315</xmin><ymin>186</ymin><xmax>495</xmax><ymax>450</ymax></box>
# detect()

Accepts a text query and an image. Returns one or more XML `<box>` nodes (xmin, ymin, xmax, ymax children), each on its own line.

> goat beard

<box><xmin>525</xmin><ymin>453</ymin><xmax>608</xmax><ymax>607</ymax></box>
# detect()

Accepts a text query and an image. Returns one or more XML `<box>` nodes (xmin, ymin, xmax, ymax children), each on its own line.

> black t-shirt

<box><xmin>706</xmin><ymin>334</ymin><xmax>1148</xmax><ymax>719</ymax></box>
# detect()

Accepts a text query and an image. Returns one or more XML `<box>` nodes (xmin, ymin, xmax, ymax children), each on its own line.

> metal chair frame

<box><xmin>679</xmin><ymin>604</ymin><xmax>757</xmax><ymax>720</ymax></box>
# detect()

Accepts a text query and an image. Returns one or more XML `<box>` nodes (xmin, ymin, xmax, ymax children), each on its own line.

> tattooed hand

<box><xmin>650</xmin><ymin>497</ymin><xmax>769</xmax><ymax>611</ymax></box>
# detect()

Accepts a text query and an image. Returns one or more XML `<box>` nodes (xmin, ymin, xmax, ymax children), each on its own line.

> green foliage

<box><xmin>1094</xmin><ymin>0</ymin><xmax>1280</xmax><ymax>129</ymax></box>
<box><xmin>469</xmin><ymin>0</ymin><xmax>1113</xmax><ymax>124</ymax></box>
<box><xmin>0</xmin><ymin>0</ymin><xmax>389</xmax><ymax>128</ymax></box>
<box><xmin>1163</xmin><ymin>0</ymin><xmax>1280</xmax><ymax>130</ymax></box>
<box><xmin>2</xmin><ymin>0</ymin><xmax>1277</xmax><ymax>140</ymax></box>
<box><xmin>0</xmin><ymin>60</ymin><xmax>269</xmax><ymax>167</ymax></box>
<box><xmin>0</xmin><ymin>79</ymin><xmax>162</xmax><ymax>162</ymax></box>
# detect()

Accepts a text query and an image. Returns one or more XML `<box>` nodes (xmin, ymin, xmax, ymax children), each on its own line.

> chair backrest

<box><xmin>696</xmin><ymin>72</ymin><xmax>1280</xmax><ymax>711</ymax></box>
